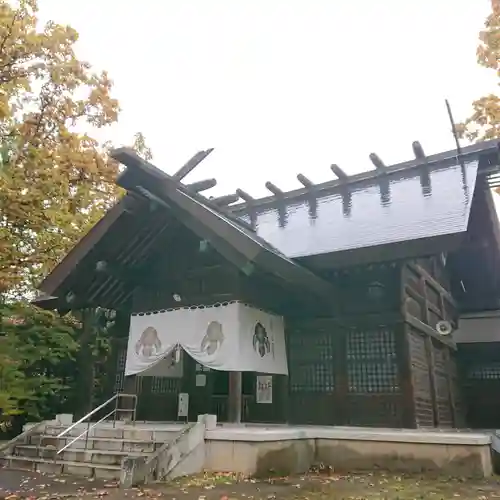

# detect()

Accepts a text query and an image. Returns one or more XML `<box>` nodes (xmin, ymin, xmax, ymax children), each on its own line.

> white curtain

<box><xmin>125</xmin><ymin>302</ymin><xmax>288</xmax><ymax>376</ymax></box>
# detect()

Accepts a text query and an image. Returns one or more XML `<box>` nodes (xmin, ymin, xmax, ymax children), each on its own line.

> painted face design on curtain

<box><xmin>200</xmin><ymin>321</ymin><xmax>224</xmax><ymax>355</ymax></box>
<box><xmin>253</xmin><ymin>322</ymin><xmax>271</xmax><ymax>358</ymax></box>
<box><xmin>135</xmin><ymin>326</ymin><xmax>162</xmax><ymax>359</ymax></box>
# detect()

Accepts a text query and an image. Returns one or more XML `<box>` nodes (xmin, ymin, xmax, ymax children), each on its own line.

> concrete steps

<box><xmin>3</xmin><ymin>455</ymin><xmax>122</xmax><ymax>479</ymax></box>
<box><xmin>13</xmin><ymin>445</ymin><xmax>153</xmax><ymax>464</ymax></box>
<box><xmin>1</xmin><ymin>421</ymin><xmax>183</xmax><ymax>480</ymax></box>
<box><xmin>30</xmin><ymin>435</ymin><xmax>163</xmax><ymax>452</ymax></box>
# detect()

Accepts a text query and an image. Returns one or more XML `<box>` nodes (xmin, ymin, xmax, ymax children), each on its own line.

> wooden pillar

<box><xmin>444</xmin><ymin>348</ymin><xmax>458</xmax><ymax>427</ymax></box>
<box><xmin>75</xmin><ymin>308</ymin><xmax>96</xmax><ymax>418</ymax></box>
<box><xmin>397</xmin><ymin>323</ymin><xmax>416</xmax><ymax>428</ymax></box>
<box><xmin>336</xmin><ymin>328</ymin><xmax>349</xmax><ymax>425</ymax></box>
<box><xmin>228</xmin><ymin>371</ymin><xmax>242</xmax><ymax>423</ymax></box>
<box><xmin>439</xmin><ymin>294</ymin><xmax>458</xmax><ymax>427</ymax></box>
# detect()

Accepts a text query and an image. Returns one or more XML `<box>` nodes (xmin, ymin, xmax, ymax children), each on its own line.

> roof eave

<box><xmin>38</xmin><ymin>195</ymin><xmax>137</xmax><ymax>297</ymax></box>
<box><xmin>113</xmin><ymin>149</ymin><xmax>337</xmax><ymax>303</ymax></box>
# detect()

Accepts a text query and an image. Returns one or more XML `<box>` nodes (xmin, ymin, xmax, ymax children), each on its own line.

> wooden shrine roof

<box><xmin>236</xmin><ymin>156</ymin><xmax>480</xmax><ymax>266</ymax></box>
<box><xmin>36</xmin><ymin>139</ymin><xmax>500</xmax><ymax>310</ymax></box>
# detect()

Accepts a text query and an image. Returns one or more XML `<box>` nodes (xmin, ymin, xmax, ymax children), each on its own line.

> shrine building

<box><xmin>35</xmin><ymin>139</ymin><xmax>500</xmax><ymax>429</ymax></box>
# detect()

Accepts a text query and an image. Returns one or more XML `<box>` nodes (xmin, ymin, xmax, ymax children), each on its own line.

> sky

<box><xmin>38</xmin><ymin>0</ymin><xmax>495</xmax><ymax>199</ymax></box>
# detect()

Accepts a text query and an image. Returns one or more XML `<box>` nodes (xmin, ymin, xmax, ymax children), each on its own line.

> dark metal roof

<box><xmin>235</xmin><ymin>158</ymin><xmax>479</xmax><ymax>260</ymax></box>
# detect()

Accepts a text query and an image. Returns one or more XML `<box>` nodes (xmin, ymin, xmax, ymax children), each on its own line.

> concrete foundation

<box><xmin>204</xmin><ymin>426</ymin><xmax>493</xmax><ymax>478</ymax></box>
<box><xmin>17</xmin><ymin>421</ymin><xmax>494</xmax><ymax>479</ymax></box>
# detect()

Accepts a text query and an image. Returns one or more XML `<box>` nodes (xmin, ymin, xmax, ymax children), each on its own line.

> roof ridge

<box><xmin>227</xmin><ymin>139</ymin><xmax>500</xmax><ymax>214</ymax></box>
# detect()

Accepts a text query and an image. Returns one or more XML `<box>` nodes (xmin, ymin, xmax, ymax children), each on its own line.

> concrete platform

<box><xmin>201</xmin><ymin>425</ymin><xmax>493</xmax><ymax>478</ymax></box>
<box><xmin>18</xmin><ymin>421</ymin><xmax>495</xmax><ymax>479</ymax></box>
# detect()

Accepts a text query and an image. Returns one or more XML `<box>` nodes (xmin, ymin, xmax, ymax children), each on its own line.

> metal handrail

<box><xmin>48</xmin><ymin>393</ymin><xmax>137</xmax><ymax>456</ymax></box>
<box><xmin>57</xmin><ymin>394</ymin><xmax>118</xmax><ymax>439</ymax></box>
<box><xmin>58</xmin><ymin>408</ymin><xmax>115</xmax><ymax>454</ymax></box>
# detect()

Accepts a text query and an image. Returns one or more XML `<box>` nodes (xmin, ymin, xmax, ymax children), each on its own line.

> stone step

<box><xmin>3</xmin><ymin>455</ymin><xmax>122</xmax><ymax>480</ymax></box>
<box><xmin>42</xmin><ymin>425</ymin><xmax>178</xmax><ymax>442</ymax></box>
<box><xmin>13</xmin><ymin>445</ymin><xmax>152</xmax><ymax>466</ymax></box>
<box><xmin>30</xmin><ymin>435</ymin><xmax>162</xmax><ymax>452</ymax></box>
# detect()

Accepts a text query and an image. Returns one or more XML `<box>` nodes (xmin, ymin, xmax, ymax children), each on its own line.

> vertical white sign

<box><xmin>178</xmin><ymin>392</ymin><xmax>189</xmax><ymax>417</ymax></box>
<box><xmin>256</xmin><ymin>375</ymin><xmax>273</xmax><ymax>404</ymax></box>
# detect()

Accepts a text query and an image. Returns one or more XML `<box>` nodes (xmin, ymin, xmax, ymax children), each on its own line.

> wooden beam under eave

<box><xmin>95</xmin><ymin>260</ymin><xmax>140</xmax><ymax>286</ymax></box>
<box><xmin>185</xmin><ymin>178</ymin><xmax>217</xmax><ymax>193</ymax></box>
<box><xmin>330</xmin><ymin>164</ymin><xmax>348</xmax><ymax>180</ymax></box>
<box><xmin>173</xmin><ymin>148</ymin><xmax>214</xmax><ymax>181</ymax></box>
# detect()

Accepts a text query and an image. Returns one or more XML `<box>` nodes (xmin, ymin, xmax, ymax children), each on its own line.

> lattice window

<box><xmin>114</xmin><ymin>348</ymin><xmax>126</xmax><ymax>393</ymax></box>
<box><xmin>467</xmin><ymin>364</ymin><xmax>500</xmax><ymax>380</ymax></box>
<box><xmin>346</xmin><ymin>328</ymin><xmax>399</xmax><ymax>393</ymax></box>
<box><xmin>151</xmin><ymin>376</ymin><xmax>180</xmax><ymax>394</ymax></box>
<box><xmin>289</xmin><ymin>330</ymin><xmax>335</xmax><ymax>392</ymax></box>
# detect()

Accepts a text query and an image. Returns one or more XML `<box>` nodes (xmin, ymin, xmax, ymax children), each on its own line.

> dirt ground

<box><xmin>2</xmin><ymin>468</ymin><xmax>500</xmax><ymax>499</ymax></box>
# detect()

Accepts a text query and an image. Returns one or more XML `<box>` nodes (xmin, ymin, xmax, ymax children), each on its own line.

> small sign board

<box><xmin>178</xmin><ymin>392</ymin><xmax>189</xmax><ymax>417</ymax></box>
<box><xmin>195</xmin><ymin>374</ymin><xmax>207</xmax><ymax>387</ymax></box>
<box><xmin>256</xmin><ymin>375</ymin><xmax>273</xmax><ymax>404</ymax></box>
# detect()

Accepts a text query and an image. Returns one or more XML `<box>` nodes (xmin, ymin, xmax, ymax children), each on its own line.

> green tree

<box><xmin>0</xmin><ymin>301</ymin><xmax>79</xmax><ymax>426</ymax></box>
<box><xmin>458</xmin><ymin>0</ymin><xmax>500</xmax><ymax>141</ymax></box>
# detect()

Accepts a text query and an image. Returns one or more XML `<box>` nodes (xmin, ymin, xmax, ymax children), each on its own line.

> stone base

<box><xmin>204</xmin><ymin>427</ymin><xmax>493</xmax><ymax>478</ymax></box>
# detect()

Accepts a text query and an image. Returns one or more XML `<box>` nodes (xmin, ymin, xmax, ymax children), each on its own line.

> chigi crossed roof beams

<box><xmin>110</xmin><ymin>139</ymin><xmax>500</xmax><ymax>266</ymax></box>
<box><xmin>111</xmin><ymin>139</ymin><xmax>500</xmax><ymax>231</ymax></box>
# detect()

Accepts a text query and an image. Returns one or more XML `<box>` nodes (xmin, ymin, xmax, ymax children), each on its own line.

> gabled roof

<box><xmin>37</xmin><ymin>139</ymin><xmax>500</xmax><ymax>308</ymax></box>
<box><xmin>114</xmin><ymin>149</ymin><xmax>336</xmax><ymax>302</ymax></box>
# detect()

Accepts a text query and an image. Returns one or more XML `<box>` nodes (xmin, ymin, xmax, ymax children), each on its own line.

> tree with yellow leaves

<box><xmin>458</xmin><ymin>0</ymin><xmax>500</xmax><ymax>141</ymax></box>
<box><xmin>0</xmin><ymin>1</ymin><xmax>157</xmax><ymax>423</ymax></box>
<box><xmin>0</xmin><ymin>0</ymin><xmax>121</xmax><ymax>295</ymax></box>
